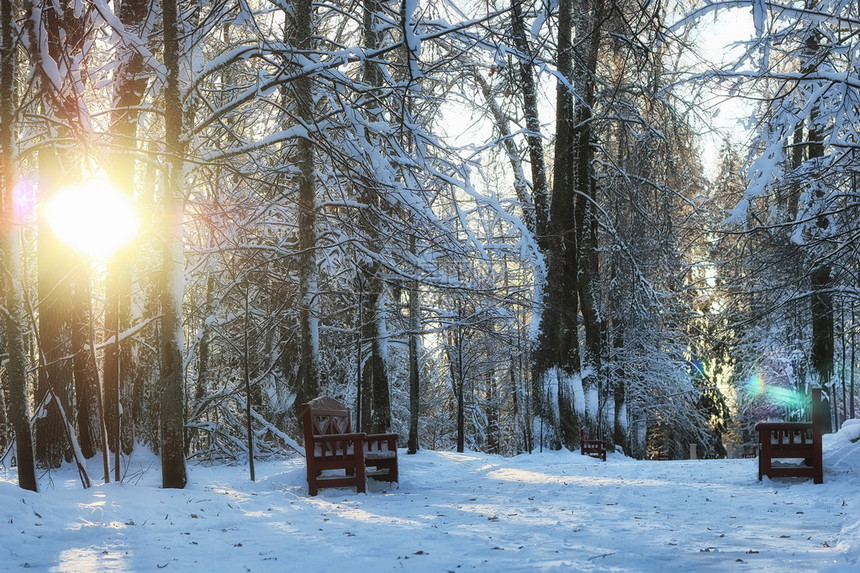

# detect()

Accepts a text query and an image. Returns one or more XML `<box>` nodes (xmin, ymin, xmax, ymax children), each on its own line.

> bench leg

<box><xmin>758</xmin><ymin>433</ymin><xmax>770</xmax><ymax>480</ymax></box>
<box><xmin>356</xmin><ymin>463</ymin><xmax>366</xmax><ymax>494</ymax></box>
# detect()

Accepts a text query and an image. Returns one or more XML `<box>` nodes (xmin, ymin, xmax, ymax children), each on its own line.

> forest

<box><xmin>1</xmin><ymin>0</ymin><xmax>858</xmax><ymax>492</ymax></box>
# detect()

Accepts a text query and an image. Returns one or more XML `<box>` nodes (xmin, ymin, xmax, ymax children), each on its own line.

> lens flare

<box><xmin>13</xmin><ymin>177</ymin><xmax>38</xmax><ymax>224</ymax></box>
<box><xmin>44</xmin><ymin>180</ymin><xmax>139</xmax><ymax>259</ymax></box>
<box><xmin>745</xmin><ymin>373</ymin><xmax>807</xmax><ymax>413</ymax></box>
<box><xmin>746</xmin><ymin>374</ymin><xmax>765</xmax><ymax>397</ymax></box>
<box><xmin>765</xmin><ymin>386</ymin><xmax>805</xmax><ymax>409</ymax></box>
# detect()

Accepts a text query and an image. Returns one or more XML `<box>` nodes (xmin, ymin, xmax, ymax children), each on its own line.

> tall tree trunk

<box><xmin>160</xmin><ymin>0</ymin><xmax>188</xmax><ymax>489</ymax></box>
<box><xmin>132</xmin><ymin>141</ymin><xmax>162</xmax><ymax>447</ymax></box>
<box><xmin>70</xmin><ymin>265</ymin><xmax>100</xmax><ymax>459</ymax></box>
<box><xmin>397</xmin><ymin>3</ymin><xmax>422</xmax><ymax>452</ymax></box>
<box><xmin>805</xmin><ymin>33</ymin><xmax>833</xmax><ymax>428</ymax></box>
<box><xmin>104</xmin><ymin>0</ymin><xmax>152</xmax><ymax>456</ymax></box>
<box><xmin>450</xmin><ymin>322</ymin><xmax>466</xmax><ymax>453</ymax></box>
<box><xmin>811</xmin><ymin>261</ymin><xmax>833</xmax><ymax>411</ymax></box>
<box><xmin>26</xmin><ymin>0</ymin><xmax>76</xmax><ymax>467</ymax></box>
<box><xmin>535</xmin><ymin>0</ymin><xmax>580</xmax><ymax>449</ymax></box>
<box><xmin>486</xmin><ymin>372</ymin><xmax>498</xmax><ymax>454</ymax></box>
<box><xmin>191</xmin><ymin>267</ymin><xmax>216</xmax><ymax>453</ymax></box>
<box><xmin>407</xmin><ymin>236</ymin><xmax>420</xmax><ymax>454</ymax></box>
<box><xmin>363</xmin><ymin>285</ymin><xmax>391</xmax><ymax>433</ymax></box>
<box><xmin>1</xmin><ymin>0</ymin><xmax>38</xmax><ymax>490</ymax></box>
<box><xmin>24</xmin><ymin>0</ymin><xmax>99</xmax><ymax>468</ymax></box>
<box><xmin>290</xmin><ymin>0</ymin><xmax>320</xmax><ymax>411</ymax></box>
<box><xmin>573</xmin><ymin>0</ymin><xmax>605</xmax><ymax>434</ymax></box>
<box><xmin>509</xmin><ymin>0</ymin><xmax>551</xmax><ymax>436</ymax></box>
<box><xmin>612</xmin><ymin>332</ymin><xmax>627</xmax><ymax>452</ymax></box>
<box><xmin>359</xmin><ymin>0</ymin><xmax>391</xmax><ymax>434</ymax></box>
<box><xmin>510</xmin><ymin>0</ymin><xmax>549</xmax><ymax>245</ymax></box>
<box><xmin>35</xmin><ymin>151</ymin><xmax>75</xmax><ymax>468</ymax></box>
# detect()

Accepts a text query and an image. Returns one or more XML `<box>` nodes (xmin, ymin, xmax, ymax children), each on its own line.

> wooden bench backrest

<box><xmin>308</xmin><ymin>399</ymin><xmax>352</xmax><ymax>434</ymax></box>
<box><xmin>302</xmin><ymin>397</ymin><xmax>356</xmax><ymax>457</ymax></box>
<box><xmin>756</xmin><ymin>388</ymin><xmax>824</xmax><ymax>484</ymax></box>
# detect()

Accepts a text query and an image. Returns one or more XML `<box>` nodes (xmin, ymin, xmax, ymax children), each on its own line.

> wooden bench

<box><xmin>580</xmin><ymin>428</ymin><xmax>606</xmax><ymax>461</ymax></box>
<box><xmin>301</xmin><ymin>397</ymin><xmax>398</xmax><ymax>496</ymax></box>
<box><xmin>756</xmin><ymin>388</ymin><xmax>823</xmax><ymax>484</ymax></box>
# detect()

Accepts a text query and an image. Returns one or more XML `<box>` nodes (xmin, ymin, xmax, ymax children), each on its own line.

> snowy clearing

<box><xmin>3</xmin><ymin>422</ymin><xmax>860</xmax><ymax>572</ymax></box>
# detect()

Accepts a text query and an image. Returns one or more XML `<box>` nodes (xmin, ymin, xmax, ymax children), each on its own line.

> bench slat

<box><xmin>755</xmin><ymin>389</ymin><xmax>823</xmax><ymax>484</ymax></box>
<box><xmin>303</xmin><ymin>397</ymin><xmax>399</xmax><ymax>496</ymax></box>
<box><xmin>580</xmin><ymin>429</ymin><xmax>606</xmax><ymax>461</ymax></box>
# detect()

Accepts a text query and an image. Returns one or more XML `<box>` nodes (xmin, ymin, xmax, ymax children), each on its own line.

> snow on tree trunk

<box><xmin>291</xmin><ymin>0</ymin><xmax>320</xmax><ymax>412</ymax></box>
<box><xmin>103</xmin><ymin>0</ymin><xmax>152</xmax><ymax>456</ymax></box>
<box><xmin>535</xmin><ymin>0</ymin><xmax>581</xmax><ymax>450</ymax></box>
<box><xmin>27</xmin><ymin>0</ymin><xmax>90</xmax><ymax>467</ymax></box>
<box><xmin>803</xmin><ymin>33</ymin><xmax>834</xmax><ymax>428</ymax></box>
<box><xmin>572</xmin><ymin>0</ymin><xmax>605</xmax><ymax>438</ymax></box>
<box><xmin>358</xmin><ymin>0</ymin><xmax>391</xmax><ymax>435</ymax></box>
<box><xmin>160</xmin><ymin>0</ymin><xmax>188</xmax><ymax>489</ymax></box>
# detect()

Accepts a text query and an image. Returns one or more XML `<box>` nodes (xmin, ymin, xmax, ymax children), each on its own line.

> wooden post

<box><xmin>758</xmin><ymin>427</ymin><xmax>771</xmax><ymax>480</ymax></box>
<box><xmin>811</xmin><ymin>388</ymin><xmax>823</xmax><ymax>484</ymax></box>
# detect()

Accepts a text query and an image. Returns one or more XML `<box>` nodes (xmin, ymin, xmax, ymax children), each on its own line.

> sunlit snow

<box><xmin>3</xmin><ymin>422</ymin><xmax>860</xmax><ymax>571</ymax></box>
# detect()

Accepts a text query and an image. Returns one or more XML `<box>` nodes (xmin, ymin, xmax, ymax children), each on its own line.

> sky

<box><xmin>2</xmin><ymin>418</ymin><xmax>860</xmax><ymax>571</ymax></box>
<box><xmin>688</xmin><ymin>6</ymin><xmax>757</xmax><ymax>178</ymax></box>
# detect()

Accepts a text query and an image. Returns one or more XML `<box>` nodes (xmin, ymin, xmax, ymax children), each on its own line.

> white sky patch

<box><xmin>685</xmin><ymin>7</ymin><xmax>757</xmax><ymax>179</ymax></box>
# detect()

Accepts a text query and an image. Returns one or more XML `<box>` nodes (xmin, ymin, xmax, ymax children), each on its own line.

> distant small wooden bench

<box><xmin>580</xmin><ymin>428</ymin><xmax>606</xmax><ymax>461</ymax></box>
<box><xmin>302</xmin><ymin>397</ymin><xmax>399</xmax><ymax>496</ymax></box>
<box><xmin>756</xmin><ymin>388</ymin><xmax>823</xmax><ymax>484</ymax></box>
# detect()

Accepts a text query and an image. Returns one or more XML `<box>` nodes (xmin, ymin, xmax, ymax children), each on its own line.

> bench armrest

<box><xmin>755</xmin><ymin>422</ymin><xmax>813</xmax><ymax>431</ymax></box>
<box><xmin>309</xmin><ymin>432</ymin><xmax>367</xmax><ymax>458</ymax></box>
<box><xmin>365</xmin><ymin>433</ymin><xmax>398</xmax><ymax>451</ymax></box>
<box><xmin>312</xmin><ymin>432</ymin><xmax>367</xmax><ymax>441</ymax></box>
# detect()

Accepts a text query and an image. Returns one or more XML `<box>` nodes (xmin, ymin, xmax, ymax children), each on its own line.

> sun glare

<box><xmin>45</xmin><ymin>180</ymin><xmax>140</xmax><ymax>259</ymax></box>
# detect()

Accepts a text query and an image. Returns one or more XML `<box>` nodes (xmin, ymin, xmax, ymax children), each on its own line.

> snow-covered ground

<box><xmin>3</xmin><ymin>422</ymin><xmax>860</xmax><ymax>572</ymax></box>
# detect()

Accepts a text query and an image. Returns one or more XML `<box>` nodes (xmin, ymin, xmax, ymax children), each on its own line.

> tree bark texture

<box><xmin>35</xmin><ymin>151</ymin><xmax>75</xmax><ymax>468</ymax></box>
<box><xmin>804</xmin><ymin>32</ymin><xmax>833</xmax><ymax>424</ymax></box>
<box><xmin>407</xmin><ymin>240</ymin><xmax>420</xmax><ymax>454</ymax></box>
<box><xmin>103</xmin><ymin>0</ymin><xmax>152</xmax><ymax>456</ymax></box>
<box><xmin>70</xmin><ymin>266</ymin><xmax>101</xmax><ymax>459</ymax></box>
<box><xmin>359</xmin><ymin>0</ymin><xmax>391</xmax><ymax>434</ymax></box>
<box><xmin>573</xmin><ymin>0</ymin><xmax>606</xmax><ymax>433</ymax></box>
<box><xmin>510</xmin><ymin>0</ymin><xmax>549</xmax><ymax>245</ymax></box>
<box><xmin>160</xmin><ymin>0</ymin><xmax>188</xmax><ymax>489</ymax></box>
<box><xmin>535</xmin><ymin>0</ymin><xmax>580</xmax><ymax>449</ymax></box>
<box><xmin>290</xmin><ymin>0</ymin><xmax>320</xmax><ymax>412</ymax></box>
<box><xmin>1</xmin><ymin>0</ymin><xmax>38</xmax><ymax>490</ymax></box>
<box><xmin>26</xmin><ymin>0</ymin><xmax>103</xmax><ymax>468</ymax></box>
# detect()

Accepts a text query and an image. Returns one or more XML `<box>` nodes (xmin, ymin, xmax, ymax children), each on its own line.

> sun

<box><xmin>44</xmin><ymin>179</ymin><xmax>140</xmax><ymax>259</ymax></box>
